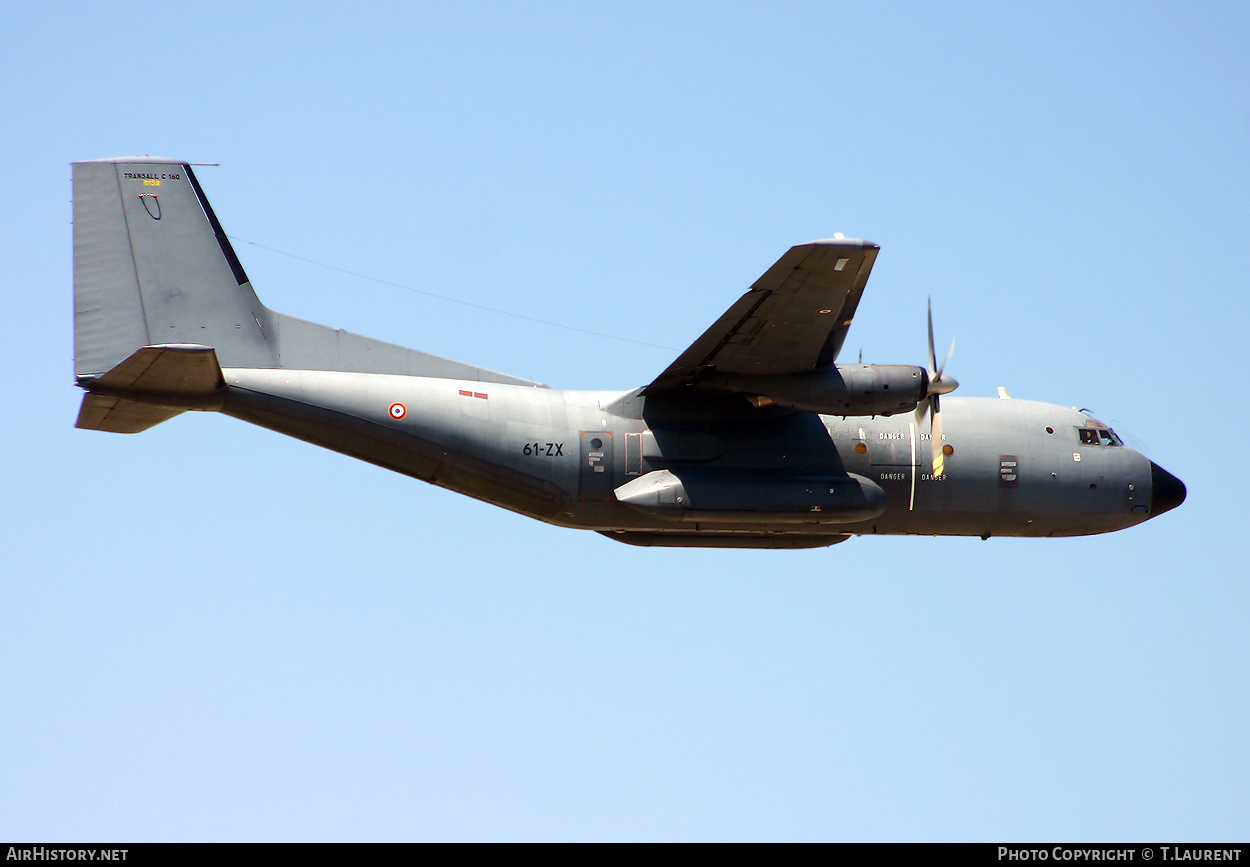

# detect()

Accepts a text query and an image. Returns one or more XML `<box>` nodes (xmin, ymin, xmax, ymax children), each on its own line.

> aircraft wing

<box><xmin>644</xmin><ymin>238</ymin><xmax>879</xmax><ymax>393</ymax></box>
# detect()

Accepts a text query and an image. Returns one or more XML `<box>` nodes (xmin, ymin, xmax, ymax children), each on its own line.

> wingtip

<box><xmin>805</xmin><ymin>236</ymin><xmax>879</xmax><ymax>249</ymax></box>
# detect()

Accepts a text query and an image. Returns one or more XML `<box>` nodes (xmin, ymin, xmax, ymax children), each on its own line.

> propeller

<box><xmin>916</xmin><ymin>299</ymin><xmax>958</xmax><ymax>476</ymax></box>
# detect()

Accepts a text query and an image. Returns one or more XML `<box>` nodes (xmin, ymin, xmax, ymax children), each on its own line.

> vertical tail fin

<box><xmin>72</xmin><ymin>156</ymin><xmax>543</xmax><ymax>430</ymax></box>
<box><xmin>73</xmin><ymin>157</ymin><xmax>277</xmax><ymax>377</ymax></box>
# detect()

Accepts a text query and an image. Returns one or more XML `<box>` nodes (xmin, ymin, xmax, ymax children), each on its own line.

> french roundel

<box><xmin>389</xmin><ymin>402</ymin><xmax>407</xmax><ymax>420</ymax></box>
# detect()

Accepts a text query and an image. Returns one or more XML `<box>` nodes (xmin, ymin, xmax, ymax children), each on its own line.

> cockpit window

<box><xmin>1077</xmin><ymin>426</ymin><xmax>1123</xmax><ymax>447</ymax></box>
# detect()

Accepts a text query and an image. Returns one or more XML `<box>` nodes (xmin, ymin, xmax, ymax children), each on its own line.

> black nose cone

<box><xmin>1150</xmin><ymin>462</ymin><xmax>1187</xmax><ymax>516</ymax></box>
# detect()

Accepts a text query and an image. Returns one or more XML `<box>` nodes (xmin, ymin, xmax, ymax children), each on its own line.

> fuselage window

<box><xmin>1078</xmin><ymin>428</ymin><xmax>1100</xmax><ymax>445</ymax></box>
<box><xmin>1100</xmin><ymin>429</ymin><xmax>1123</xmax><ymax>446</ymax></box>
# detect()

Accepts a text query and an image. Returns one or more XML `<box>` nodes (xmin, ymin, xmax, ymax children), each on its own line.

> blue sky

<box><xmin>2</xmin><ymin>0</ymin><xmax>1247</xmax><ymax>841</ymax></box>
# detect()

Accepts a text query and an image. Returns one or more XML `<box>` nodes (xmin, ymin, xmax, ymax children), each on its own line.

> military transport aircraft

<box><xmin>72</xmin><ymin>157</ymin><xmax>1185</xmax><ymax>548</ymax></box>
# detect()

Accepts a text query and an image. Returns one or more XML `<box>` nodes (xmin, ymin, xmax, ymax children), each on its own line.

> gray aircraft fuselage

<box><xmin>214</xmin><ymin>367</ymin><xmax>1179</xmax><ymax>547</ymax></box>
<box><xmin>70</xmin><ymin>157</ymin><xmax>1185</xmax><ymax>549</ymax></box>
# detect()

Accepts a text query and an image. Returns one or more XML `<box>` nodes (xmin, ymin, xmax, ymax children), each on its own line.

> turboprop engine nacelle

<box><xmin>705</xmin><ymin>364</ymin><xmax>928</xmax><ymax>417</ymax></box>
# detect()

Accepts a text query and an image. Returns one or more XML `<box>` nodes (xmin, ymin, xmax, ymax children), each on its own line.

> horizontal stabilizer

<box><xmin>76</xmin><ymin>344</ymin><xmax>225</xmax><ymax>434</ymax></box>
<box><xmin>92</xmin><ymin>344</ymin><xmax>225</xmax><ymax>394</ymax></box>
<box><xmin>76</xmin><ymin>393</ymin><xmax>182</xmax><ymax>433</ymax></box>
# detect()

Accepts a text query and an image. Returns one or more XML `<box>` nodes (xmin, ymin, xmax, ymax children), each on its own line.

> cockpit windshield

<box><xmin>1077</xmin><ymin>425</ymin><xmax>1123</xmax><ymax>447</ymax></box>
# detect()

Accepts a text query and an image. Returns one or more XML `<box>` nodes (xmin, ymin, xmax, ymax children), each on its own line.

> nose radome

<box><xmin>1150</xmin><ymin>462</ymin><xmax>1187</xmax><ymax>516</ymax></box>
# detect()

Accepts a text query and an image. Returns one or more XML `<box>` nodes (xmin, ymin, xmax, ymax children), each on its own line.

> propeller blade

<box><xmin>936</xmin><ymin>338</ymin><xmax>956</xmax><ymax>383</ymax></box>
<box><xmin>922</xmin><ymin>299</ymin><xmax>955</xmax><ymax>476</ymax></box>
<box><xmin>914</xmin><ymin>396</ymin><xmax>930</xmax><ymax>441</ymax></box>
<box><xmin>927</xmin><ymin>298</ymin><xmax>937</xmax><ymax>376</ymax></box>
